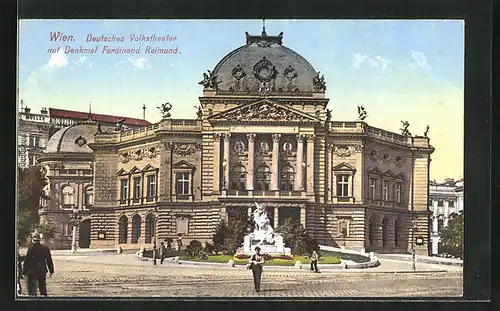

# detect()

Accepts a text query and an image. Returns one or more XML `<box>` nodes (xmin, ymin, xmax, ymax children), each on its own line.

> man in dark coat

<box><xmin>22</xmin><ymin>233</ymin><xmax>54</xmax><ymax>297</ymax></box>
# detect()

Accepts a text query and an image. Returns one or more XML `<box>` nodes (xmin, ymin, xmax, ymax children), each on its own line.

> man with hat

<box><xmin>248</xmin><ymin>246</ymin><xmax>265</xmax><ymax>292</ymax></box>
<box><xmin>22</xmin><ymin>232</ymin><xmax>54</xmax><ymax>297</ymax></box>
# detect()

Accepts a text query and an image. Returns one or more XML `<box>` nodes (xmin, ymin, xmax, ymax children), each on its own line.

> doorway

<box><xmin>78</xmin><ymin>219</ymin><xmax>91</xmax><ymax>248</ymax></box>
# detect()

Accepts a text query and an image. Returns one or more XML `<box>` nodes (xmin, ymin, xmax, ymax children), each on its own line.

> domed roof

<box><xmin>44</xmin><ymin>122</ymin><xmax>98</xmax><ymax>154</ymax></box>
<box><xmin>201</xmin><ymin>30</ymin><xmax>325</xmax><ymax>97</ymax></box>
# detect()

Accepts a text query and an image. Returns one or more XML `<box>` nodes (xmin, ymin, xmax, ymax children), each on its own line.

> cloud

<box><xmin>74</xmin><ymin>56</ymin><xmax>87</xmax><ymax>66</ymax></box>
<box><xmin>410</xmin><ymin>50</ymin><xmax>431</xmax><ymax>72</ymax></box>
<box><xmin>352</xmin><ymin>53</ymin><xmax>391</xmax><ymax>74</ymax></box>
<box><xmin>45</xmin><ymin>50</ymin><xmax>68</xmax><ymax>69</ymax></box>
<box><xmin>127</xmin><ymin>56</ymin><xmax>150</xmax><ymax>71</ymax></box>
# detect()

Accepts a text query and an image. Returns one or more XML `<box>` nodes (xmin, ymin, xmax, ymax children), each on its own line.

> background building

<box><xmin>18</xmin><ymin>103</ymin><xmax>151</xmax><ymax>168</ymax></box>
<box><xmin>428</xmin><ymin>178</ymin><xmax>464</xmax><ymax>255</ymax></box>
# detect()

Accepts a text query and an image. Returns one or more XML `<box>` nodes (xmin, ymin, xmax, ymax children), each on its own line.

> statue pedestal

<box><xmin>243</xmin><ymin>235</ymin><xmax>251</xmax><ymax>253</ymax></box>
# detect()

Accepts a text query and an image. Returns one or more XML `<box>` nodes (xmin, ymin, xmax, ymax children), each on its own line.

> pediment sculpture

<box><xmin>211</xmin><ymin>102</ymin><xmax>316</xmax><ymax>122</ymax></box>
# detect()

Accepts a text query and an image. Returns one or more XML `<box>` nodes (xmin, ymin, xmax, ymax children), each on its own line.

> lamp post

<box><xmin>411</xmin><ymin>218</ymin><xmax>417</xmax><ymax>271</ymax></box>
<box><xmin>153</xmin><ymin>210</ymin><xmax>158</xmax><ymax>265</ymax></box>
<box><xmin>71</xmin><ymin>206</ymin><xmax>82</xmax><ymax>253</ymax></box>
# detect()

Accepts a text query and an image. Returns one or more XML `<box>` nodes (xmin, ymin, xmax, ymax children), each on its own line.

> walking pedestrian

<box><xmin>17</xmin><ymin>241</ymin><xmax>25</xmax><ymax>296</ymax></box>
<box><xmin>310</xmin><ymin>250</ymin><xmax>319</xmax><ymax>273</ymax></box>
<box><xmin>159</xmin><ymin>241</ymin><xmax>167</xmax><ymax>264</ymax></box>
<box><xmin>22</xmin><ymin>233</ymin><xmax>54</xmax><ymax>297</ymax></box>
<box><xmin>249</xmin><ymin>246</ymin><xmax>265</xmax><ymax>292</ymax></box>
<box><xmin>177</xmin><ymin>234</ymin><xmax>183</xmax><ymax>251</ymax></box>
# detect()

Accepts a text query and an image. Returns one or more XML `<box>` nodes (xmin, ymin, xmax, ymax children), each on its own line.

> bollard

<box><xmin>227</xmin><ymin>260</ymin><xmax>235</xmax><ymax>267</ymax></box>
<box><xmin>116</xmin><ymin>246</ymin><xmax>123</xmax><ymax>254</ymax></box>
<box><xmin>369</xmin><ymin>252</ymin><xmax>374</xmax><ymax>260</ymax></box>
<box><xmin>294</xmin><ymin>260</ymin><xmax>302</xmax><ymax>269</ymax></box>
<box><xmin>360</xmin><ymin>248</ymin><xmax>366</xmax><ymax>255</ymax></box>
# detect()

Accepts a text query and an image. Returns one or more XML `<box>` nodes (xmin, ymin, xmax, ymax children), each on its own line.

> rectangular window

<box><xmin>396</xmin><ymin>182</ymin><xmax>402</xmax><ymax>203</ymax></box>
<box><xmin>438</xmin><ymin>219</ymin><xmax>444</xmax><ymax>232</ymax></box>
<box><xmin>63</xmin><ymin>223</ymin><xmax>71</xmax><ymax>236</ymax></box>
<box><xmin>147</xmin><ymin>175</ymin><xmax>156</xmax><ymax>200</ymax></box>
<box><xmin>27</xmin><ymin>154</ymin><xmax>35</xmax><ymax>166</ymax></box>
<box><xmin>336</xmin><ymin>175</ymin><xmax>349</xmax><ymax>197</ymax></box>
<box><xmin>437</xmin><ymin>200</ymin><xmax>444</xmax><ymax>207</ymax></box>
<box><xmin>383</xmin><ymin>180</ymin><xmax>389</xmax><ymax>201</ymax></box>
<box><xmin>448</xmin><ymin>201</ymin><xmax>455</xmax><ymax>208</ymax></box>
<box><xmin>176</xmin><ymin>172</ymin><xmax>190</xmax><ymax>195</ymax></box>
<box><xmin>133</xmin><ymin>177</ymin><xmax>141</xmax><ymax>201</ymax></box>
<box><xmin>120</xmin><ymin>179</ymin><xmax>129</xmax><ymax>203</ymax></box>
<box><xmin>35</xmin><ymin>136</ymin><xmax>40</xmax><ymax>147</ymax></box>
<box><xmin>29</xmin><ymin>136</ymin><xmax>35</xmax><ymax>146</ymax></box>
<box><xmin>369</xmin><ymin>178</ymin><xmax>377</xmax><ymax>199</ymax></box>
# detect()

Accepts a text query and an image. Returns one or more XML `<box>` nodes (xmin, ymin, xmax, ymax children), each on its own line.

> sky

<box><xmin>18</xmin><ymin>19</ymin><xmax>464</xmax><ymax>181</ymax></box>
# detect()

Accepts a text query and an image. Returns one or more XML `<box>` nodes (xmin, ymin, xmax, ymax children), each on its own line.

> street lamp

<box><xmin>153</xmin><ymin>208</ymin><xmax>158</xmax><ymax>265</ymax></box>
<box><xmin>411</xmin><ymin>218</ymin><xmax>417</xmax><ymax>271</ymax></box>
<box><xmin>71</xmin><ymin>206</ymin><xmax>82</xmax><ymax>253</ymax></box>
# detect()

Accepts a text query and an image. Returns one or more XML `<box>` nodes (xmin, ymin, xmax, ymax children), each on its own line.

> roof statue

<box><xmin>158</xmin><ymin>102</ymin><xmax>172</xmax><ymax>119</ymax></box>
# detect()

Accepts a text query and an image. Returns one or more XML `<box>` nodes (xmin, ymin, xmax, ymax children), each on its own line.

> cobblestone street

<box><xmin>18</xmin><ymin>254</ymin><xmax>463</xmax><ymax>298</ymax></box>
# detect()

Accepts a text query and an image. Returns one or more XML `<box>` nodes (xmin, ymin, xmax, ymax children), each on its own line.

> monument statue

<box><xmin>242</xmin><ymin>202</ymin><xmax>290</xmax><ymax>255</ymax></box>
<box><xmin>252</xmin><ymin>202</ymin><xmax>275</xmax><ymax>244</ymax></box>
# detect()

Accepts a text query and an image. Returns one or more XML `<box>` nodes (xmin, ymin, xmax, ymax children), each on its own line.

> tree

<box><xmin>17</xmin><ymin>165</ymin><xmax>54</xmax><ymax>244</ymax></box>
<box><xmin>275</xmin><ymin>218</ymin><xmax>319</xmax><ymax>255</ymax></box>
<box><xmin>439</xmin><ymin>212</ymin><xmax>463</xmax><ymax>258</ymax></box>
<box><xmin>212</xmin><ymin>209</ymin><xmax>254</xmax><ymax>255</ymax></box>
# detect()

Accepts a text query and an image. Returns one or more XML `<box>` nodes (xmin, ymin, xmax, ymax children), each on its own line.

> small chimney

<box><xmin>24</xmin><ymin>106</ymin><xmax>31</xmax><ymax>114</ymax></box>
<box><xmin>40</xmin><ymin>107</ymin><xmax>48</xmax><ymax>115</ymax></box>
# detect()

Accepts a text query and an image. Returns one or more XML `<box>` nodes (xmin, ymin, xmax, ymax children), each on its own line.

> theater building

<box><xmin>55</xmin><ymin>29</ymin><xmax>434</xmax><ymax>254</ymax></box>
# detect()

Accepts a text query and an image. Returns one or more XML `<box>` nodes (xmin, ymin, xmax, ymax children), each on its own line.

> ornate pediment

<box><xmin>208</xmin><ymin>100</ymin><xmax>319</xmax><ymax>123</ymax></box>
<box><xmin>172</xmin><ymin>160</ymin><xmax>196</xmax><ymax>170</ymax></box>
<box><xmin>332</xmin><ymin>162</ymin><xmax>356</xmax><ymax>172</ymax></box>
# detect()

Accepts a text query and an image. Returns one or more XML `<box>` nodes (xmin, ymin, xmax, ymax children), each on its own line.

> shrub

<box><xmin>184</xmin><ymin>240</ymin><xmax>203</xmax><ymax>258</ymax></box>
<box><xmin>262</xmin><ymin>253</ymin><xmax>273</xmax><ymax>261</ymax></box>
<box><xmin>275</xmin><ymin>218</ymin><xmax>319</xmax><ymax>255</ymax></box>
<box><xmin>274</xmin><ymin>254</ymin><xmax>294</xmax><ymax>261</ymax></box>
<box><xmin>204</xmin><ymin>242</ymin><xmax>215</xmax><ymax>254</ymax></box>
<box><xmin>212</xmin><ymin>209</ymin><xmax>254</xmax><ymax>255</ymax></box>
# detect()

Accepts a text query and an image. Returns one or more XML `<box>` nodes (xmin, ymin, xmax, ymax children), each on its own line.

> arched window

<box><xmin>118</xmin><ymin>215</ymin><xmax>128</xmax><ymax>244</ymax></box>
<box><xmin>280</xmin><ymin>166</ymin><xmax>294</xmax><ymax>191</ymax></box>
<box><xmin>230</xmin><ymin>165</ymin><xmax>247</xmax><ymax>190</ymax></box>
<box><xmin>62</xmin><ymin>186</ymin><xmax>74</xmax><ymax>206</ymax></box>
<box><xmin>382</xmin><ymin>217</ymin><xmax>390</xmax><ymax>247</ymax></box>
<box><xmin>368</xmin><ymin>216</ymin><xmax>377</xmax><ymax>246</ymax></box>
<box><xmin>255</xmin><ymin>165</ymin><xmax>271</xmax><ymax>191</ymax></box>
<box><xmin>394</xmin><ymin>218</ymin><xmax>402</xmax><ymax>248</ymax></box>
<box><xmin>84</xmin><ymin>187</ymin><xmax>94</xmax><ymax>207</ymax></box>
<box><xmin>131</xmin><ymin>214</ymin><xmax>141</xmax><ymax>244</ymax></box>
<box><xmin>145</xmin><ymin>214</ymin><xmax>155</xmax><ymax>243</ymax></box>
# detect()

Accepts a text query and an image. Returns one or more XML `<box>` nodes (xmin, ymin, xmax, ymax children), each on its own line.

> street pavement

<box><xmin>17</xmin><ymin>253</ymin><xmax>463</xmax><ymax>298</ymax></box>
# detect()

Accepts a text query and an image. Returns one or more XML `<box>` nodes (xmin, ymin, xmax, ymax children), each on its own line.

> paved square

<box><xmin>17</xmin><ymin>254</ymin><xmax>463</xmax><ymax>298</ymax></box>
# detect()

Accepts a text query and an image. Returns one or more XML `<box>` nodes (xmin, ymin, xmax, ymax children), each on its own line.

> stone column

<box><xmin>444</xmin><ymin>201</ymin><xmax>449</xmax><ymax>227</ymax></box>
<box><xmin>326</xmin><ymin>144</ymin><xmax>333</xmax><ymax>202</ymax></box>
<box><xmin>294</xmin><ymin>135</ymin><xmax>305</xmax><ymax>191</ymax></box>
<box><xmin>223</xmin><ymin>133</ymin><xmax>231</xmax><ymax>190</ymax></box>
<box><xmin>246</xmin><ymin>134</ymin><xmax>256</xmax><ymax>191</ymax></box>
<box><xmin>432</xmin><ymin>216</ymin><xmax>438</xmax><ymax>234</ymax></box>
<box><xmin>271</xmin><ymin>134</ymin><xmax>281</xmax><ymax>191</ymax></box>
<box><xmin>274</xmin><ymin>207</ymin><xmax>279</xmax><ymax>229</ymax></box>
<box><xmin>306</xmin><ymin>135</ymin><xmax>315</xmax><ymax>194</ymax></box>
<box><xmin>213</xmin><ymin>133</ymin><xmax>222</xmax><ymax>193</ymax></box>
<box><xmin>300</xmin><ymin>206</ymin><xmax>306</xmax><ymax>227</ymax></box>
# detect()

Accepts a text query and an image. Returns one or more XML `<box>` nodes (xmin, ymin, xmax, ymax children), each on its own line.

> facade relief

<box><xmin>329</xmin><ymin>144</ymin><xmax>363</xmax><ymax>158</ymax></box>
<box><xmin>119</xmin><ymin>145</ymin><xmax>161</xmax><ymax>163</ymax></box>
<box><xmin>166</xmin><ymin>142</ymin><xmax>203</xmax><ymax>157</ymax></box>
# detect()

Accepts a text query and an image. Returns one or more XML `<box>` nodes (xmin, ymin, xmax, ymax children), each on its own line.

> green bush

<box><xmin>184</xmin><ymin>240</ymin><xmax>203</xmax><ymax>258</ymax></box>
<box><xmin>212</xmin><ymin>209</ymin><xmax>253</xmax><ymax>255</ymax></box>
<box><xmin>203</xmin><ymin>242</ymin><xmax>215</xmax><ymax>254</ymax></box>
<box><xmin>275</xmin><ymin>218</ymin><xmax>319</xmax><ymax>255</ymax></box>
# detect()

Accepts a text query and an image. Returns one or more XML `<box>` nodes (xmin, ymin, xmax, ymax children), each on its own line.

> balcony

<box><xmin>366</xmin><ymin>199</ymin><xmax>402</xmax><ymax>208</ymax></box>
<box><xmin>332</xmin><ymin>196</ymin><xmax>355</xmax><ymax>204</ymax></box>
<box><xmin>221</xmin><ymin>190</ymin><xmax>306</xmax><ymax>199</ymax></box>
